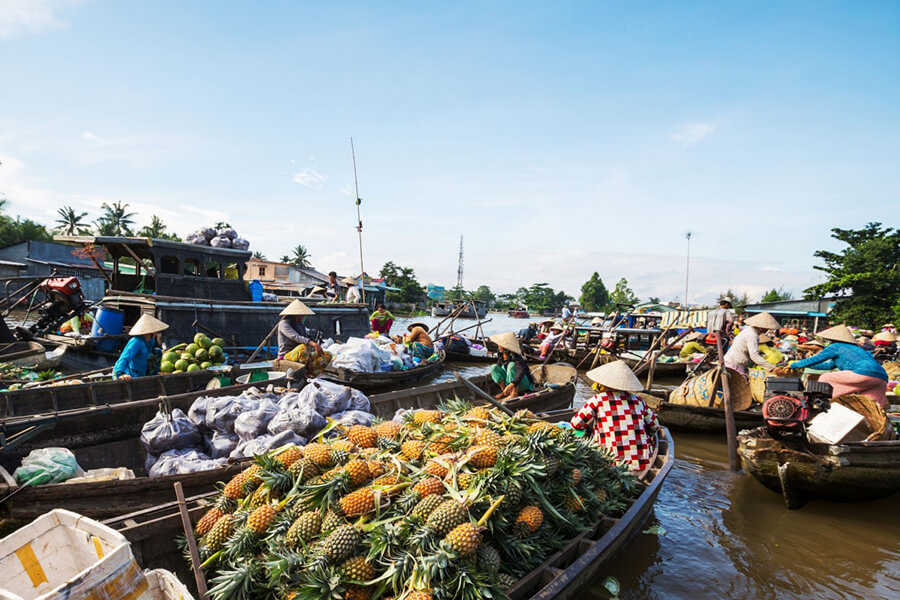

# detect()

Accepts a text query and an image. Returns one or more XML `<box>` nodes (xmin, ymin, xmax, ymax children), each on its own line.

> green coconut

<box><xmin>208</xmin><ymin>345</ymin><xmax>224</xmax><ymax>359</ymax></box>
<box><xmin>193</xmin><ymin>333</ymin><xmax>208</xmax><ymax>346</ymax></box>
<box><xmin>185</xmin><ymin>343</ymin><xmax>199</xmax><ymax>355</ymax></box>
<box><xmin>160</xmin><ymin>361</ymin><xmax>175</xmax><ymax>373</ymax></box>
<box><xmin>162</xmin><ymin>352</ymin><xmax>178</xmax><ymax>364</ymax></box>
<box><xmin>212</xmin><ymin>337</ymin><xmax>225</xmax><ymax>348</ymax></box>
<box><xmin>200</xmin><ymin>361</ymin><xmax>213</xmax><ymax>369</ymax></box>
<box><xmin>174</xmin><ymin>359</ymin><xmax>188</xmax><ymax>371</ymax></box>
<box><xmin>186</xmin><ymin>363</ymin><xmax>201</xmax><ymax>372</ymax></box>
<box><xmin>173</xmin><ymin>369</ymin><xmax>184</xmax><ymax>374</ymax></box>
<box><xmin>180</xmin><ymin>352</ymin><xmax>194</xmax><ymax>363</ymax></box>
<box><xmin>195</xmin><ymin>348</ymin><xmax>209</xmax><ymax>362</ymax></box>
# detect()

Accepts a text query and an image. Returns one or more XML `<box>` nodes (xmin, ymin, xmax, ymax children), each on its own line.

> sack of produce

<box><xmin>148</xmin><ymin>448</ymin><xmax>225</xmax><ymax>477</ymax></box>
<box><xmin>187</xmin><ymin>396</ymin><xmax>211</xmax><ymax>428</ymax></box>
<box><xmin>295</xmin><ymin>377</ymin><xmax>352</xmax><ymax>415</ymax></box>
<box><xmin>13</xmin><ymin>448</ymin><xmax>83</xmax><ymax>486</ymax></box>
<box><xmin>200</xmin><ymin>227</ymin><xmax>217</xmax><ymax>240</ymax></box>
<box><xmin>267</xmin><ymin>405</ymin><xmax>326</xmax><ymax>438</ymax></box>
<box><xmin>205</xmin><ymin>395</ymin><xmax>260</xmax><ymax>434</ymax></box>
<box><xmin>217</xmin><ymin>227</ymin><xmax>238</xmax><ymax>240</ymax></box>
<box><xmin>140</xmin><ymin>408</ymin><xmax>202</xmax><ymax>456</ymax></box>
<box><xmin>348</xmin><ymin>388</ymin><xmax>370</xmax><ymax>412</ymax></box>
<box><xmin>234</xmin><ymin>398</ymin><xmax>281</xmax><ymax>441</ymax></box>
<box><xmin>232</xmin><ymin>237</ymin><xmax>250</xmax><ymax>250</ymax></box>
<box><xmin>207</xmin><ymin>431</ymin><xmax>240</xmax><ymax>459</ymax></box>
<box><xmin>329</xmin><ymin>409</ymin><xmax>374</xmax><ymax>427</ymax></box>
<box><xmin>230</xmin><ymin>430</ymin><xmax>305</xmax><ymax>459</ymax></box>
<box><xmin>210</xmin><ymin>235</ymin><xmax>233</xmax><ymax>248</ymax></box>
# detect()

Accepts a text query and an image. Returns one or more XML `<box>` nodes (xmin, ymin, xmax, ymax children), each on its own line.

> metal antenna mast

<box><xmin>351</xmin><ymin>138</ymin><xmax>366</xmax><ymax>303</ymax></box>
<box><xmin>684</xmin><ymin>231</ymin><xmax>692</xmax><ymax>308</ymax></box>
<box><xmin>456</xmin><ymin>235</ymin><xmax>464</xmax><ymax>290</ymax></box>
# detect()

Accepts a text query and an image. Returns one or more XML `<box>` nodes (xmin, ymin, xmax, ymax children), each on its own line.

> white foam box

<box><xmin>807</xmin><ymin>403</ymin><xmax>869</xmax><ymax>445</ymax></box>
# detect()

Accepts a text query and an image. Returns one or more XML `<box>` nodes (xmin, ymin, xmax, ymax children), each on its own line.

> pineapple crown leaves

<box><xmin>436</xmin><ymin>396</ymin><xmax>474</xmax><ymax>416</ymax></box>
<box><xmin>295</xmin><ymin>564</ymin><xmax>347</xmax><ymax>600</ymax></box>
<box><xmin>207</xmin><ymin>558</ymin><xmax>265</xmax><ymax>600</ymax></box>
<box><xmin>263</xmin><ymin>547</ymin><xmax>309</xmax><ymax>589</ymax></box>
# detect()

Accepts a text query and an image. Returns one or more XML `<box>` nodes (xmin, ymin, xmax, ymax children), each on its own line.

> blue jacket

<box><xmin>114</xmin><ymin>336</ymin><xmax>156</xmax><ymax>378</ymax></box>
<box><xmin>791</xmin><ymin>342</ymin><xmax>887</xmax><ymax>381</ymax></box>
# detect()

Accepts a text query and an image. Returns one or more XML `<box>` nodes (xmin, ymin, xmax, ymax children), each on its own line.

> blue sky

<box><xmin>1</xmin><ymin>1</ymin><xmax>898</xmax><ymax>304</ymax></box>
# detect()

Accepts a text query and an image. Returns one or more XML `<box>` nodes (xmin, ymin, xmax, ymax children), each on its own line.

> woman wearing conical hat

<box><xmin>788</xmin><ymin>324</ymin><xmax>889</xmax><ymax>407</ymax></box>
<box><xmin>488</xmin><ymin>332</ymin><xmax>535</xmax><ymax>400</ymax></box>
<box><xmin>278</xmin><ymin>299</ymin><xmax>330</xmax><ymax>375</ymax></box>
<box><xmin>570</xmin><ymin>360</ymin><xmax>660</xmax><ymax>472</ymax></box>
<box><xmin>113</xmin><ymin>314</ymin><xmax>169</xmax><ymax>380</ymax></box>
<box><xmin>722</xmin><ymin>312</ymin><xmax>780</xmax><ymax>375</ymax></box>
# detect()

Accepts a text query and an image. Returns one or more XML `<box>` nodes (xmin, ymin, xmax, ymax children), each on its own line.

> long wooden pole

<box><xmin>350</xmin><ymin>138</ymin><xmax>366</xmax><ymax>304</ymax></box>
<box><xmin>715</xmin><ymin>335</ymin><xmax>740</xmax><ymax>471</ymax></box>
<box><xmin>247</xmin><ymin>322</ymin><xmax>280</xmax><ymax>363</ymax></box>
<box><xmin>453</xmin><ymin>371</ymin><xmax>515</xmax><ymax>416</ymax></box>
<box><xmin>174</xmin><ymin>481</ymin><xmax>208</xmax><ymax>599</ymax></box>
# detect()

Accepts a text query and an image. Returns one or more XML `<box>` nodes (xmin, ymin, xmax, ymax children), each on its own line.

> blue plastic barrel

<box><xmin>91</xmin><ymin>306</ymin><xmax>125</xmax><ymax>352</ymax></box>
<box><xmin>249</xmin><ymin>279</ymin><xmax>263</xmax><ymax>302</ymax></box>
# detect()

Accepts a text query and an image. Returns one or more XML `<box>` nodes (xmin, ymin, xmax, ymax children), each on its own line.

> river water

<box><xmin>394</xmin><ymin>313</ymin><xmax>900</xmax><ymax>600</ymax></box>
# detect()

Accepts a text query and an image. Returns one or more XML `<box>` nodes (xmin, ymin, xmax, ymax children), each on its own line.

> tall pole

<box><xmin>684</xmin><ymin>231</ymin><xmax>692</xmax><ymax>309</ymax></box>
<box><xmin>351</xmin><ymin>138</ymin><xmax>366</xmax><ymax>304</ymax></box>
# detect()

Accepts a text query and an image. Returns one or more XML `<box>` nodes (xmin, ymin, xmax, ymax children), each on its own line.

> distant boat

<box><xmin>508</xmin><ymin>306</ymin><xmax>529</xmax><ymax>318</ymax></box>
<box><xmin>431</xmin><ymin>300</ymin><xmax>487</xmax><ymax>319</ymax></box>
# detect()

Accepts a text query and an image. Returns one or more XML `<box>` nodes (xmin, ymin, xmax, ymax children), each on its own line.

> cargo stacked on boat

<box><xmin>160</xmin><ymin>333</ymin><xmax>227</xmax><ymax>374</ymax></box>
<box><xmin>190</xmin><ymin>400</ymin><xmax>638</xmax><ymax>600</ymax></box>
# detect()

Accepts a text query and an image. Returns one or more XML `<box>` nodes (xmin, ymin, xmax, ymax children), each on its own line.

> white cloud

<box><xmin>0</xmin><ymin>0</ymin><xmax>80</xmax><ymax>40</ymax></box>
<box><xmin>81</xmin><ymin>130</ymin><xmax>101</xmax><ymax>142</ymax></box>
<box><xmin>671</xmin><ymin>122</ymin><xmax>715</xmax><ymax>148</ymax></box>
<box><xmin>292</xmin><ymin>168</ymin><xmax>328</xmax><ymax>186</ymax></box>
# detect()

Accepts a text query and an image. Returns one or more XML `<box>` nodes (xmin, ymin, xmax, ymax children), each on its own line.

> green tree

<box><xmin>496</xmin><ymin>293</ymin><xmax>517</xmax><ymax>310</ymax></box>
<box><xmin>760</xmin><ymin>287</ymin><xmax>793</xmax><ymax>303</ymax></box>
<box><xmin>54</xmin><ymin>206</ymin><xmax>90</xmax><ymax>235</ymax></box>
<box><xmin>137</xmin><ymin>215</ymin><xmax>180</xmax><ymax>240</ymax></box>
<box><xmin>805</xmin><ymin>222</ymin><xmax>900</xmax><ymax>329</ymax></box>
<box><xmin>96</xmin><ymin>201</ymin><xmax>136</xmax><ymax>236</ymax></box>
<box><xmin>648</xmin><ymin>296</ymin><xmax>661</xmax><ymax>304</ymax></box>
<box><xmin>472</xmin><ymin>285</ymin><xmax>496</xmax><ymax>307</ymax></box>
<box><xmin>251</xmin><ymin>251</ymin><xmax>266</xmax><ymax>260</ymax></box>
<box><xmin>579</xmin><ymin>272</ymin><xmax>609</xmax><ymax>312</ymax></box>
<box><xmin>719</xmin><ymin>288</ymin><xmax>751</xmax><ymax>313</ymax></box>
<box><xmin>379</xmin><ymin>261</ymin><xmax>424</xmax><ymax>304</ymax></box>
<box><xmin>519</xmin><ymin>283</ymin><xmax>559</xmax><ymax>313</ymax></box>
<box><xmin>284</xmin><ymin>244</ymin><xmax>311</xmax><ymax>268</ymax></box>
<box><xmin>0</xmin><ymin>196</ymin><xmax>52</xmax><ymax>245</ymax></box>
<box><xmin>444</xmin><ymin>285</ymin><xmax>467</xmax><ymax>302</ymax></box>
<box><xmin>608</xmin><ymin>278</ymin><xmax>639</xmax><ymax>308</ymax></box>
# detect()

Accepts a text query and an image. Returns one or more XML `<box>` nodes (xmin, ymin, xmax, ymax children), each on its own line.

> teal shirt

<box><xmin>113</xmin><ymin>336</ymin><xmax>156</xmax><ymax>378</ymax></box>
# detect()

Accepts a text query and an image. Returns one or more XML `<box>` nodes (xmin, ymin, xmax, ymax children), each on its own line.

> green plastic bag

<box><xmin>13</xmin><ymin>448</ymin><xmax>82</xmax><ymax>486</ymax></box>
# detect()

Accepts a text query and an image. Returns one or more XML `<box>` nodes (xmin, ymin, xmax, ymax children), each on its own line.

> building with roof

<box><xmin>0</xmin><ymin>240</ymin><xmax>108</xmax><ymax>300</ymax></box>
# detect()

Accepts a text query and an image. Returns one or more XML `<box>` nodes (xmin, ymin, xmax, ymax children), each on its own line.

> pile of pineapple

<box><xmin>190</xmin><ymin>399</ymin><xmax>637</xmax><ymax>600</ymax></box>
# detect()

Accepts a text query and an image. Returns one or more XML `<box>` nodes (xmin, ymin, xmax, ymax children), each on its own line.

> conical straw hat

<box><xmin>874</xmin><ymin>331</ymin><xmax>897</xmax><ymax>342</ymax></box>
<box><xmin>684</xmin><ymin>331</ymin><xmax>703</xmax><ymax>342</ymax></box>
<box><xmin>129</xmin><ymin>314</ymin><xmax>169</xmax><ymax>336</ymax></box>
<box><xmin>280</xmin><ymin>299</ymin><xmax>315</xmax><ymax>316</ymax></box>
<box><xmin>585</xmin><ymin>360</ymin><xmax>643</xmax><ymax>392</ymax></box>
<box><xmin>489</xmin><ymin>332</ymin><xmax>522</xmax><ymax>355</ymax></box>
<box><xmin>758</xmin><ymin>334</ymin><xmax>773</xmax><ymax>344</ymax></box>
<box><xmin>309</xmin><ymin>286</ymin><xmax>325</xmax><ymax>294</ymax></box>
<box><xmin>745</xmin><ymin>312</ymin><xmax>779</xmax><ymax>330</ymax></box>
<box><xmin>817</xmin><ymin>324</ymin><xmax>857</xmax><ymax>345</ymax></box>
<box><xmin>342</xmin><ymin>276</ymin><xmax>358</xmax><ymax>285</ymax></box>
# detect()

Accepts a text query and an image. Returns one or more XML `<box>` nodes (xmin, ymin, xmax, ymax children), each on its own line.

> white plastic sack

<box><xmin>207</xmin><ymin>432</ymin><xmax>239</xmax><ymax>459</ymax></box>
<box><xmin>148</xmin><ymin>449</ymin><xmax>225</xmax><ymax>477</ymax></box>
<box><xmin>140</xmin><ymin>409</ymin><xmax>201</xmax><ymax>456</ymax></box>
<box><xmin>230</xmin><ymin>430</ymin><xmax>306</xmax><ymax>459</ymax></box>
<box><xmin>268</xmin><ymin>406</ymin><xmax>326</xmax><ymax>438</ymax></box>
<box><xmin>294</xmin><ymin>378</ymin><xmax>353</xmax><ymax>416</ymax></box>
<box><xmin>232</xmin><ymin>237</ymin><xmax>250</xmax><ymax>250</ymax></box>
<box><xmin>330</xmin><ymin>410</ymin><xmax>374</xmax><ymax>427</ymax></box>
<box><xmin>234</xmin><ymin>398</ymin><xmax>280</xmax><ymax>441</ymax></box>
<box><xmin>217</xmin><ymin>227</ymin><xmax>238</xmax><ymax>240</ymax></box>
<box><xmin>205</xmin><ymin>395</ymin><xmax>260</xmax><ymax>434</ymax></box>
<box><xmin>210</xmin><ymin>235</ymin><xmax>232</xmax><ymax>248</ymax></box>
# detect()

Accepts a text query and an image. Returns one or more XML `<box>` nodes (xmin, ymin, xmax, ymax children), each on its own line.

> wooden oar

<box><xmin>247</xmin><ymin>322</ymin><xmax>281</xmax><ymax>363</ymax></box>
<box><xmin>453</xmin><ymin>371</ymin><xmax>515</xmax><ymax>416</ymax></box>
<box><xmin>174</xmin><ymin>481</ymin><xmax>209</xmax><ymax>599</ymax></box>
<box><xmin>715</xmin><ymin>335</ymin><xmax>740</xmax><ymax>471</ymax></box>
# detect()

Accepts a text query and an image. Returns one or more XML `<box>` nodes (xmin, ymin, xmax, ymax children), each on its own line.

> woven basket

<box><xmin>669</xmin><ymin>368</ymin><xmax>752</xmax><ymax>410</ymax></box>
<box><xmin>748</xmin><ymin>368</ymin><xmax>771</xmax><ymax>404</ymax></box>
<box><xmin>832</xmin><ymin>393</ymin><xmax>895</xmax><ymax>441</ymax></box>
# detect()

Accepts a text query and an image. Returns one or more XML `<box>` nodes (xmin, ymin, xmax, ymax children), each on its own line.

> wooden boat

<box><xmin>0</xmin><ymin>341</ymin><xmax>46</xmax><ymax>364</ymax></box>
<box><xmin>100</xmin><ymin>415</ymin><xmax>673</xmax><ymax>597</ymax></box>
<box><xmin>643</xmin><ymin>395</ymin><xmax>763</xmax><ymax>433</ymax></box>
<box><xmin>322</xmin><ymin>350</ymin><xmax>446</xmax><ymax>392</ymax></box>
<box><xmin>737</xmin><ymin>426</ymin><xmax>900</xmax><ymax>508</ymax></box>
<box><xmin>508</xmin><ymin>307</ymin><xmax>530</xmax><ymax>318</ymax></box>
<box><xmin>0</xmin><ymin>366</ymin><xmax>575</xmax><ymax>521</ymax></box>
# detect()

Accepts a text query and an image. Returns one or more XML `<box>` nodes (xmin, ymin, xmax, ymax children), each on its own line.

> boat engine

<box><xmin>16</xmin><ymin>277</ymin><xmax>88</xmax><ymax>340</ymax></box>
<box><xmin>762</xmin><ymin>377</ymin><xmax>833</xmax><ymax>436</ymax></box>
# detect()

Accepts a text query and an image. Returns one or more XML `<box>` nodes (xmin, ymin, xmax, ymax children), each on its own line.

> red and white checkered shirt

<box><xmin>571</xmin><ymin>391</ymin><xmax>660</xmax><ymax>472</ymax></box>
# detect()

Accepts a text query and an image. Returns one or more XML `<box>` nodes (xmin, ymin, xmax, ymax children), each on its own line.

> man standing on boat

<box><xmin>343</xmin><ymin>277</ymin><xmax>362</xmax><ymax>303</ymax></box>
<box><xmin>706</xmin><ymin>299</ymin><xmax>735</xmax><ymax>346</ymax></box>
<box><xmin>113</xmin><ymin>314</ymin><xmax>168</xmax><ymax>380</ymax></box>
<box><xmin>325</xmin><ymin>271</ymin><xmax>340</xmax><ymax>302</ymax></box>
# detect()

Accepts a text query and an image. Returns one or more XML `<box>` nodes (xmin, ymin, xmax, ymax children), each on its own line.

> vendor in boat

<box><xmin>679</xmin><ymin>332</ymin><xmax>708</xmax><ymax>359</ymax></box>
<box><xmin>757</xmin><ymin>334</ymin><xmax>785</xmax><ymax>366</ymax></box>
<box><xmin>325</xmin><ymin>271</ymin><xmax>340</xmax><ymax>302</ymax></box>
<box><xmin>343</xmin><ymin>277</ymin><xmax>362</xmax><ymax>303</ymax></box>
<box><xmin>786</xmin><ymin>324</ymin><xmax>888</xmax><ymax>406</ymax></box>
<box><xmin>722</xmin><ymin>312</ymin><xmax>779</xmax><ymax>375</ymax></box>
<box><xmin>113</xmin><ymin>314</ymin><xmax>168</xmax><ymax>380</ymax></box>
<box><xmin>538</xmin><ymin>322</ymin><xmax>565</xmax><ymax>360</ymax></box>
<box><xmin>403</xmin><ymin>322</ymin><xmax>434</xmax><ymax>359</ymax></box>
<box><xmin>277</xmin><ymin>299</ymin><xmax>329</xmax><ymax>373</ymax></box>
<box><xmin>489</xmin><ymin>331</ymin><xmax>535</xmax><ymax>400</ymax></box>
<box><xmin>570</xmin><ymin>360</ymin><xmax>659</xmax><ymax>472</ymax></box>
<box><xmin>517</xmin><ymin>322</ymin><xmax>540</xmax><ymax>343</ymax></box>
<box><xmin>705</xmin><ymin>298</ymin><xmax>735</xmax><ymax>345</ymax></box>
<box><xmin>796</xmin><ymin>339</ymin><xmax>824</xmax><ymax>359</ymax></box>
<box><xmin>370</xmin><ymin>303</ymin><xmax>395</xmax><ymax>335</ymax></box>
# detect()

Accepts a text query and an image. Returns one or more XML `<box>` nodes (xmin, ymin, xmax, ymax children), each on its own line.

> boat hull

<box><xmin>645</xmin><ymin>397</ymin><xmax>763</xmax><ymax>433</ymax></box>
<box><xmin>738</xmin><ymin>428</ymin><xmax>900</xmax><ymax>508</ymax></box>
<box><xmin>321</xmin><ymin>351</ymin><xmax>446</xmax><ymax>392</ymax></box>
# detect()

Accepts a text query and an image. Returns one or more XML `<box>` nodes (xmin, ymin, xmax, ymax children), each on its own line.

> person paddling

<box><xmin>114</xmin><ymin>314</ymin><xmax>168</xmax><ymax>380</ymax></box>
<box><xmin>488</xmin><ymin>331</ymin><xmax>535</xmax><ymax>400</ymax></box>
<box><xmin>570</xmin><ymin>360</ymin><xmax>659</xmax><ymax>472</ymax></box>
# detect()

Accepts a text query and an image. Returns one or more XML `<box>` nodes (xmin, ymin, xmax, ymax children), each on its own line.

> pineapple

<box><xmin>412</xmin><ymin>477</ymin><xmax>443</xmax><ymax>499</ymax></box>
<box><xmin>202</xmin><ymin>514</ymin><xmax>234</xmax><ymax>553</ymax></box>
<box><xmin>570</xmin><ymin>467</ymin><xmax>582</xmax><ymax>486</ymax></box>
<box><xmin>348</xmin><ymin>425</ymin><xmax>378</xmax><ymax>448</ymax></box>
<box><xmin>467</xmin><ymin>445</ymin><xmax>497</xmax><ymax>468</ymax></box>
<box><xmin>464</xmin><ymin>406</ymin><xmax>490</xmax><ymax>421</ymax></box>
<box><xmin>475</xmin><ymin>545</ymin><xmax>500</xmax><ymax>575</ymax></box>
<box><xmin>344</xmin><ymin>587</ymin><xmax>371</xmax><ymax>600</ymax></box>
<box><xmin>331</xmin><ymin>439</ymin><xmax>358</xmax><ymax>454</ymax></box>
<box><xmin>423</xmin><ymin>457</ymin><xmax>450</xmax><ymax>479</ymax></box>
<box><xmin>366</xmin><ymin>459</ymin><xmax>387</xmax><ymax>479</ymax></box>
<box><xmin>344</xmin><ymin>459</ymin><xmax>371</xmax><ymax>487</ymax></box>
<box><xmin>527</xmin><ymin>421</ymin><xmax>553</xmax><ymax>435</ymax></box>
<box><xmin>315</xmin><ymin>524</ymin><xmax>362</xmax><ymax>566</ymax></box>
<box><xmin>276</xmin><ymin>445</ymin><xmax>304</xmax><ymax>468</ymax></box>
<box><xmin>223</xmin><ymin>471</ymin><xmax>249</xmax><ymax>500</ymax></box>
<box><xmin>194</xmin><ymin>506</ymin><xmax>224</xmax><ymax>537</ymax></box>
<box><xmin>565</xmin><ymin>493</ymin><xmax>585</xmax><ymax>513</ymax></box>
<box><xmin>339</xmin><ymin>487</ymin><xmax>377</xmax><ymax>517</ymax></box>
<box><xmin>515</xmin><ymin>505</ymin><xmax>544</xmax><ymax>536</ymax></box>
<box><xmin>304</xmin><ymin>442</ymin><xmax>334</xmax><ymax>467</ymax></box>
<box><xmin>286</xmin><ymin>510</ymin><xmax>323</xmax><ymax>547</ymax></box>
<box><xmin>401</xmin><ymin>440</ymin><xmax>426</xmax><ymax>461</ymax></box>
<box><xmin>411</xmin><ymin>494</ymin><xmax>444</xmax><ymax>520</ymax></box>
<box><xmin>374</xmin><ymin>420</ymin><xmax>403</xmax><ymax>439</ymax></box>
<box><xmin>596</xmin><ymin>488</ymin><xmax>608</xmax><ymax>503</ymax></box>
<box><xmin>288</xmin><ymin>457</ymin><xmax>320</xmax><ymax>483</ymax></box>
<box><xmin>247</xmin><ymin>485</ymin><xmax>278</xmax><ymax>509</ymax></box>
<box><xmin>246</xmin><ymin>503</ymin><xmax>277</xmax><ymax>535</ymax></box>
<box><xmin>339</xmin><ymin>555</ymin><xmax>376</xmax><ymax>581</ymax></box>
<box><xmin>497</xmin><ymin>573</ymin><xmax>517</xmax><ymax>589</ymax></box>
<box><xmin>425</xmin><ymin>500</ymin><xmax>468</xmax><ymax>536</ymax></box>
<box><xmin>320</xmin><ymin>510</ymin><xmax>344</xmax><ymax>534</ymax></box>
<box><xmin>475</xmin><ymin>427</ymin><xmax>502</xmax><ymax>448</ymax></box>
<box><xmin>404</xmin><ymin>592</ymin><xmax>433</xmax><ymax>600</ymax></box>
<box><xmin>443</xmin><ymin>522</ymin><xmax>482</xmax><ymax>556</ymax></box>
<box><xmin>412</xmin><ymin>410</ymin><xmax>442</xmax><ymax>425</ymax></box>
<box><xmin>374</xmin><ymin>472</ymin><xmax>401</xmax><ymax>487</ymax></box>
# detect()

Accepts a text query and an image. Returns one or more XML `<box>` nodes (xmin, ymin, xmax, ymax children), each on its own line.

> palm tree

<box><xmin>97</xmin><ymin>201</ymin><xmax>136</xmax><ymax>236</ymax></box>
<box><xmin>279</xmin><ymin>255</ymin><xmax>290</xmax><ymax>264</ymax></box>
<box><xmin>252</xmin><ymin>251</ymin><xmax>266</xmax><ymax>260</ymax></box>
<box><xmin>137</xmin><ymin>215</ymin><xmax>174</xmax><ymax>239</ymax></box>
<box><xmin>286</xmin><ymin>244</ymin><xmax>311</xmax><ymax>268</ymax></box>
<box><xmin>55</xmin><ymin>206</ymin><xmax>90</xmax><ymax>235</ymax></box>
